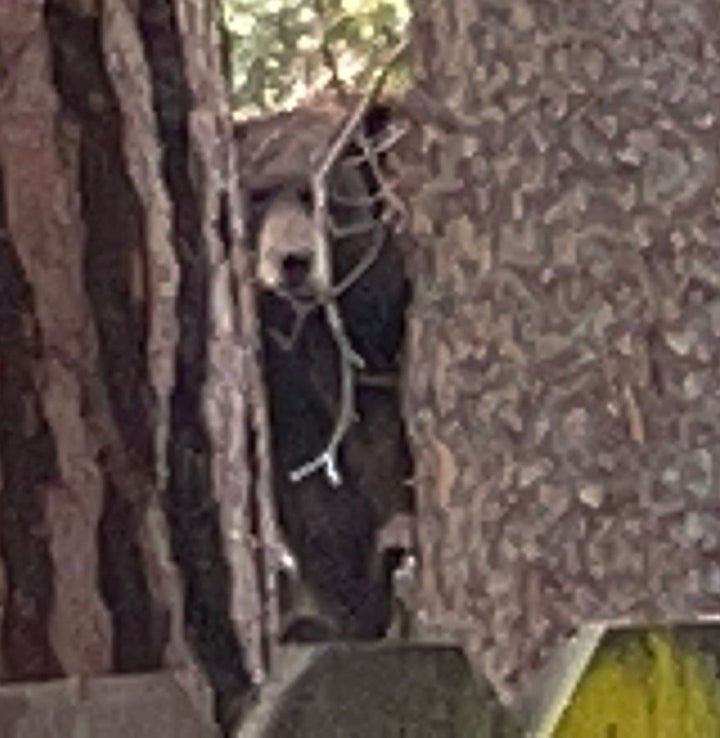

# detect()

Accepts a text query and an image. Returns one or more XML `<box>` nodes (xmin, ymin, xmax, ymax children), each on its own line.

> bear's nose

<box><xmin>281</xmin><ymin>252</ymin><xmax>312</xmax><ymax>289</ymax></box>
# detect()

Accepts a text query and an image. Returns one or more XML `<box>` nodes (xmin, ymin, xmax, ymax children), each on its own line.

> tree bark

<box><xmin>0</xmin><ymin>0</ymin><xmax>271</xmax><ymax>724</ymax></box>
<box><xmin>405</xmin><ymin>0</ymin><xmax>720</xmax><ymax>704</ymax></box>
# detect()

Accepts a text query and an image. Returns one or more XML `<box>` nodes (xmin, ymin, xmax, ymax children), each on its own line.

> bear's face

<box><xmin>254</xmin><ymin>187</ymin><xmax>318</xmax><ymax>295</ymax></box>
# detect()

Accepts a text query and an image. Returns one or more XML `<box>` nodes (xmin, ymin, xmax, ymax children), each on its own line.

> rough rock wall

<box><xmin>404</xmin><ymin>0</ymin><xmax>720</xmax><ymax>702</ymax></box>
<box><xmin>0</xmin><ymin>0</ymin><xmax>269</xmax><ymax>721</ymax></box>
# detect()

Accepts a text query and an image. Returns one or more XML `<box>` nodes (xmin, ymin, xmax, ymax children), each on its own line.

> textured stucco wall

<box><xmin>404</xmin><ymin>0</ymin><xmax>720</xmax><ymax>703</ymax></box>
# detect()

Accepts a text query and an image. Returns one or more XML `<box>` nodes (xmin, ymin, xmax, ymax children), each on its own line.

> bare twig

<box><xmin>267</xmin><ymin>303</ymin><xmax>316</xmax><ymax>352</ymax></box>
<box><xmin>340</xmin><ymin>122</ymin><xmax>410</xmax><ymax>165</ymax></box>
<box><xmin>242</xmin><ymin>128</ymin><xmax>285</xmax><ymax>179</ymax></box>
<box><xmin>330</xmin><ymin>222</ymin><xmax>384</xmax><ymax>297</ymax></box>
<box><xmin>327</xmin><ymin>216</ymin><xmax>378</xmax><ymax>238</ymax></box>
<box><xmin>355</xmin><ymin>128</ymin><xmax>409</xmax><ymax>229</ymax></box>
<box><xmin>265</xmin><ymin>217</ymin><xmax>382</xmax><ymax>354</ymax></box>
<box><xmin>313</xmin><ymin>0</ymin><xmax>349</xmax><ymax>101</ymax></box>
<box><xmin>311</xmin><ymin>39</ymin><xmax>409</xmax><ymax>184</ymax></box>
<box><xmin>356</xmin><ymin>370</ymin><xmax>399</xmax><ymax>389</ymax></box>
<box><xmin>329</xmin><ymin>181</ymin><xmax>388</xmax><ymax>208</ymax></box>
<box><xmin>289</xmin><ymin>40</ymin><xmax>409</xmax><ymax>487</ymax></box>
<box><xmin>269</xmin><ymin>219</ymin><xmax>382</xmax><ymax>355</ymax></box>
<box><xmin>289</xmin><ymin>347</ymin><xmax>355</xmax><ymax>485</ymax></box>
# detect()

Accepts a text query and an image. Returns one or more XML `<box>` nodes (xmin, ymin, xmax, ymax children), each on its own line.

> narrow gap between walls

<box><xmin>238</xmin><ymin>101</ymin><xmax>418</xmax><ymax>647</ymax></box>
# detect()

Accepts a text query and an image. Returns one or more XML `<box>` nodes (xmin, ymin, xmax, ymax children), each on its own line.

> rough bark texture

<box><xmin>405</xmin><ymin>0</ymin><xmax>720</xmax><ymax>704</ymax></box>
<box><xmin>0</xmin><ymin>0</ymin><xmax>268</xmax><ymax>726</ymax></box>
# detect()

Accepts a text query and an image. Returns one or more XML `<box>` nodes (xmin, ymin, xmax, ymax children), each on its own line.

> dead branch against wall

<box><xmin>0</xmin><ymin>0</ymin><xmax>267</xmax><ymax>729</ymax></box>
<box><xmin>405</xmin><ymin>0</ymin><xmax>720</xmax><ymax>705</ymax></box>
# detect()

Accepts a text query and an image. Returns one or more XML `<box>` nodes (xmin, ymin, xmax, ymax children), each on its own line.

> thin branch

<box><xmin>267</xmin><ymin>302</ymin><xmax>317</xmax><ymax>352</ymax></box>
<box><xmin>313</xmin><ymin>0</ymin><xmax>349</xmax><ymax>101</ymax></box>
<box><xmin>355</xmin><ymin>128</ymin><xmax>408</xmax><ymax>229</ymax></box>
<box><xmin>356</xmin><ymin>371</ymin><xmax>399</xmax><ymax>389</ymax></box>
<box><xmin>340</xmin><ymin>122</ymin><xmax>410</xmax><ymax>166</ymax></box>
<box><xmin>264</xmin><ymin>217</ymin><xmax>382</xmax><ymax>354</ymax></box>
<box><xmin>327</xmin><ymin>216</ymin><xmax>378</xmax><ymax>238</ymax></box>
<box><xmin>242</xmin><ymin>129</ymin><xmax>284</xmax><ymax>179</ymax></box>
<box><xmin>313</xmin><ymin>39</ymin><xmax>409</xmax><ymax>184</ymax></box>
<box><xmin>268</xmin><ymin>227</ymin><xmax>383</xmax><ymax>356</ymax></box>
<box><xmin>268</xmin><ymin>216</ymin><xmax>384</xmax><ymax>353</ymax></box>
<box><xmin>289</xmin><ymin>40</ymin><xmax>408</xmax><ymax>487</ymax></box>
<box><xmin>329</xmin><ymin>124</ymin><xmax>409</xmax><ymax>217</ymax></box>
<box><xmin>289</xmin><ymin>345</ymin><xmax>354</xmax><ymax>486</ymax></box>
<box><xmin>329</xmin><ymin>184</ymin><xmax>388</xmax><ymax>208</ymax></box>
<box><xmin>217</xmin><ymin>16</ymin><xmax>234</xmax><ymax>96</ymax></box>
<box><xmin>330</xmin><ymin>222</ymin><xmax>384</xmax><ymax>297</ymax></box>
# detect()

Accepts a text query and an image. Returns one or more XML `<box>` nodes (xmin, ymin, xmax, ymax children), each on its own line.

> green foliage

<box><xmin>220</xmin><ymin>0</ymin><xmax>410</xmax><ymax>115</ymax></box>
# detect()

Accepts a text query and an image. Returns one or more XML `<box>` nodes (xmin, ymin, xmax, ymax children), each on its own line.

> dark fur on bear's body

<box><xmin>257</xmin><ymin>238</ymin><xmax>412</xmax><ymax>637</ymax></box>
<box><xmin>246</xmin><ymin>103</ymin><xmax>414</xmax><ymax>639</ymax></box>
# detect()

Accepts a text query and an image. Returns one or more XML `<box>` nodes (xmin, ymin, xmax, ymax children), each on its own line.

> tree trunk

<box><xmin>405</xmin><ymin>0</ymin><xmax>720</xmax><ymax>703</ymax></box>
<box><xmin>0</xmin><ymin>0</ymin><xmax>272</xmax><ymax>725</ymax></box>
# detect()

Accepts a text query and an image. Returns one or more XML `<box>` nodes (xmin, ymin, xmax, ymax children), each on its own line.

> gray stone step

<box><xmin>236</xmin><ymin>642</ymin><xmax>521</xmax><ymax>738</ymax></box>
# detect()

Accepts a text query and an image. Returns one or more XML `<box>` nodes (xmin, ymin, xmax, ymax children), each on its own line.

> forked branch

<box><xmin>288</xmin><ymin>40</ymin><xmax>409</xmax><ymax>487</ymax></box>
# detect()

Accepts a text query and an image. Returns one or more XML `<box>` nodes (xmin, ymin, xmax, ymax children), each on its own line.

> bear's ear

<box><xmin>297</xmin><ymin>185</ymin><xmax>313</xmax><ymax>210</ymax></box>
<box><xmin>233</xmin><ymin>120</ymin><xmax>250</xmax><ymax>145</ymax></box>
<box><xmin>363</xmin><ymin>103</ymin><xmax>393</xmax><ymax>140</ymax></box>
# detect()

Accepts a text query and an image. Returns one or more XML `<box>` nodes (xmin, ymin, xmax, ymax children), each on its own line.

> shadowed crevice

<box><xmin>0</xmin><ymin>166</ymin><xmax>62</xmax><ymax>681</ymax></box>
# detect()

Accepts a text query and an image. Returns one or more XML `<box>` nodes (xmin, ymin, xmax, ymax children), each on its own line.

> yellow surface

<box><xmin>553</xmin><ymin>629</ymin><xmax>720</xmax><ymax>738</ymax></box>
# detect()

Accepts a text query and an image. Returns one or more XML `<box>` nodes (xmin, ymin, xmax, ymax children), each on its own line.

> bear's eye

<box><xmin>298</xmin><ymin>188</ymin><xmax>313</xmax><ymax>209</ymax></box>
